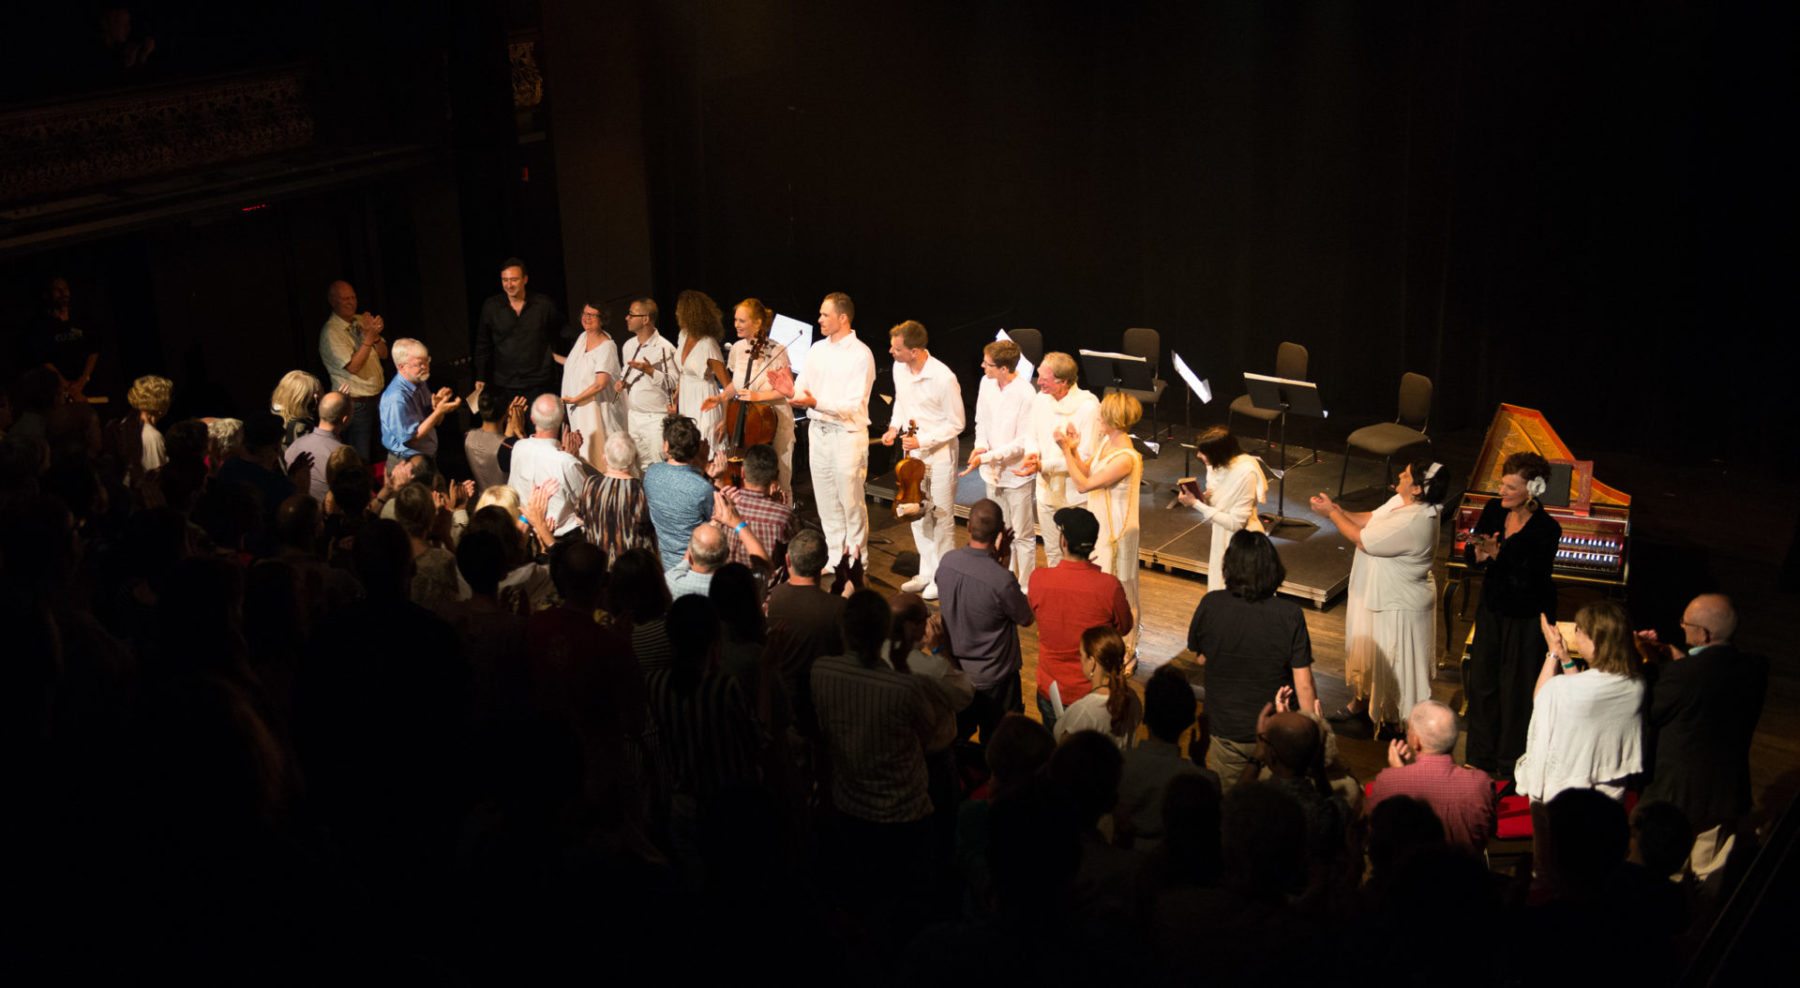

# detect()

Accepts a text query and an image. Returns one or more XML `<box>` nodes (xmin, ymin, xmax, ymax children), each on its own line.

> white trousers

<box><xmin>628</xmin><ymin>410</ymin><xmax>665</xmax><ymax>477</ymax></box>
<box><xmin>985</xmin><ymin>480</ymin><xmax>1037</xmax><ymax>589</ymax></box>
<box><xmin>906</xmin><ymin>442</ymin><xmax>958</xmax><ymax>585</ymax></box>
<box><xmin>1035</xmin><ymin>471</ymin><xmax>1081</xmax><ymax>568</ymax></box>
<box><xmin>809</xmin><ymin>423</ymin><xmax>868</xmax><ymax>563</ymax></box>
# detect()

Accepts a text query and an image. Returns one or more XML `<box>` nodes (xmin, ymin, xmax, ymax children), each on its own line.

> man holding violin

<box><xmin>616</xmin><ymin>297</ymin><xmax>679</xmax><ymax>471</ymax></box>
<box><xmin>881</xmin><ymin>319</ymin><xmax>964</xmax><ymax>602</ymax></box>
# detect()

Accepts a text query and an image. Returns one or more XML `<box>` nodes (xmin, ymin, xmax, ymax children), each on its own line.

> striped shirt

<box><xmin>644</xmin><ymin>668</ymin><xmax>763</xmax><ymax>798</ymax></box>
<box><xmin>811</xmin><ymin>653</ymin><xmax>936</xmax><ymax>823</ymax></box>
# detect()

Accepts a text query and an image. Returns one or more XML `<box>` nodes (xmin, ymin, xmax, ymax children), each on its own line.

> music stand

<box><xmin>1079</xmin><ymin>349</ymin><xmax>1166</xmax><ymax>439</ymax></box>
<box><xmin>1244</xmin><ymin>372</ymin><xmax>1326</xmax><ymax>533</ymax></box>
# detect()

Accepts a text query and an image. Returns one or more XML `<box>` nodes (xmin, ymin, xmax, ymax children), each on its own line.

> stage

<box><xmin>859</xmin><ymin>420</ymin><xmax>1416</xmax><ymax>608</ymax></box>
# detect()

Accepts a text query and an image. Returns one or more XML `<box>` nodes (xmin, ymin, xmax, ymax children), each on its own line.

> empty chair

<box><xmin>1114</xmin><ymin>327</ymin><xmax>1169</xmax><ymax>439</ymax></box>
<box><xmin>1229</xmin><ymin>341</ymin><xmax>1308</xmax><ymax>447</ymax></box>
<box><xmin>1007</xmin><ymin>328</ymin><xmax>1043</xmax><ymax>369</ymax></box>
<box><xmin>1338</xmin><ymin>372</ymin><xmax>1433</xmax><ymax>496</ymax></box>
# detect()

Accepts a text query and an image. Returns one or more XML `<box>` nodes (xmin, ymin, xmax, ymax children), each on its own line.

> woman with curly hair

<box><xmin>126</xmin><ymin>374</ymin><xmax>173</xmax><ymax>476</ymax></box>
<box><xmin>673</xmin><ymin>289</ymin><xmax>732</xmax><ymax>444</ymax></box>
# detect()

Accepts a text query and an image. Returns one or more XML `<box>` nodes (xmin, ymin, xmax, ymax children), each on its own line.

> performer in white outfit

<box><xmin>963</xmin><ymin>338</ymin><xmax>1037</xmax><ymax>588</ymax></box>
<box><xmin>883</xmin><ymin>319</ymin><xmax>964</xmax><ymax>600</ymax></box>
<box><xmin>703</xmin><ymin>297</ymin><xmax>796</xmax><ymax>501</ymax></box>
<box><xmin>1057</xmin><ymin>392</ymin><xmax>1145</xmax><ymax>664</ymax></box>
<box><xmin>616</xmin><ymin>297</ymin><xmax>679</xmax><ymax>473</ymax></box>
<box><xmin>1016</xmin><ymin>351</ymin><xmax>1100</xmax><ymax>569</ymax></box>
<box><xmin>1178</xmin><ymin>425</ymin><xmax>1268</xmax><ymax>593</ymax></box>
<box><xmin>673</xmin><ymin>289</ymin><xmax>730</xmax><ymax>443</ymax></box>
<box><xmin>558</xmin><ymin>302</ymin><xmax>623</xmax><ymax>470</ymax></box>
<box><xmin>1311</xmin><ymin>459</ymin><xmax>1447</xmax><ymax>734</ymax></box>
<box><xmin>771</xmin><ymin>292</ymin><xmax>876</xmax><ymax>567</ymax></box>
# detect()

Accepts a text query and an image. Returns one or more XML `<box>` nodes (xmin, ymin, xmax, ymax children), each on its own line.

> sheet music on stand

<box><xmin>1171</xmin><ymin>353</ymin><xmax>1212</xmax><ymax>404</ymax></box>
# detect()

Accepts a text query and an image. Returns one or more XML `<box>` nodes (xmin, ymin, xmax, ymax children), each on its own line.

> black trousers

<box><xmin>1464</xmin><ymin>607</ymin><xmax>1540</xmax><ymax>778</ymax></box>
<box><xmin>957</xmin><ymin>669</ymin><xmax>1024</xmax><ymax>746</ymax></box>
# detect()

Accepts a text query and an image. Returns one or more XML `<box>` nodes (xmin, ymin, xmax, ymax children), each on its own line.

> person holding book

<box><xmin>1176</xmin><ymin>425</ymin><xmax>1266</xmax><ymax>594</ymax></box>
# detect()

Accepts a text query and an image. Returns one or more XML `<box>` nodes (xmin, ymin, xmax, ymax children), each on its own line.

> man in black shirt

<box><xmin>473</xmin><ymin>257</ymin><xmax>570</xmax><ymax>407</ymax></box>
<box><xmin>30</xmin><ymin>277</ymin><xmax>99</xmax><ymax>402</ymax></box>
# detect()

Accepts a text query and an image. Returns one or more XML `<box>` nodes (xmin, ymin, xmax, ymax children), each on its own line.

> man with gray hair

<box><xmin>507</xmin><ymin>393</ymin><xmax>591</xmax><ymax>538</ymax></box>
<box><xmin>1367</xmin><ymin>699</ymin><xmax>1496</xmax><ymax>852</ymax></box>
<box><xmin>379</xmin><ymin>338</ymin><xmax>461</xmax><ymax>472</ymax></box>
<box><xmin>1642</xmin><ymin>592</ymin><xmax>1767</xmax><ymax>887</ymax></box>
<box><xmin>664</xmin><ymin>519</ymin><xmax>729</xmax><ymax>599</ymax></box>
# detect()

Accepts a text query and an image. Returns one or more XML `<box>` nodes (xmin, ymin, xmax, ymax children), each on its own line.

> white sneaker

<box><xmin>900</xmin><ymin>575</ymin><xmax>930</xmax><ymax>594</ymax></box>
<box><xmin>922</xmin><ymin>583</ymin><xmax>939</xmax><ymax>602</ymax></box>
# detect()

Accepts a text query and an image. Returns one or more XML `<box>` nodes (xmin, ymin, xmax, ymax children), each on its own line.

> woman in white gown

<box><xmin>558</xmin><ymin>301</ymin><xmax>623</xmax><ymax>469</ymax></box>
<box><xmin>702</xmin><ymin>297</ymin><xmax>796</xmax><ymax>500</ymax></box>
<box><xmin>1057</xmin><ymin>392</ymin><xmax>1145</xmax><ymax>664</ymax></box>
<box><xmin>1311</xmin><ymin>458</ymin><xmax>1447</xmax><ymax>737</ymax></box>
<box><xmin>673</xmin><ymin>290</ymin><xmax>731</xmax><ymax>444</ymax></box>
<box><xmin>1177</xmin><ymin>425</ymin><xmax>1267</xmax><ymax>594</ymax></box>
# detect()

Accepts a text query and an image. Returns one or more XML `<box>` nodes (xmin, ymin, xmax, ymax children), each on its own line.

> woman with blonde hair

<box><xmin>126</xmin><ymin>374</ymin><xmax>173</xmax><ymax>475</ymax></box>
<box><xmin>269</xmin><ymin>370</ymin><xmax>322</xmax><ymax>451</ymax></box>
<box><xmin>673</xmin><ymin>289</ymin><xmax>732</xmax><ymax>444</ymax></box>
<box><xmin>1057</xmin><ymin>391</ymin><xmax>1144</xmax><ymax>663</ymax></box>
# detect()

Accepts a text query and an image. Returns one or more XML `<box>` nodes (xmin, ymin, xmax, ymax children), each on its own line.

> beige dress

<box><xmin>1087</xmin><ymin>443</ymin><xmax>1144</xmax><ymax>659</ymax></box>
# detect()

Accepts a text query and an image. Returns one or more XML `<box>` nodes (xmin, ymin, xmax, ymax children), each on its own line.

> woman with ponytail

<box><xmin>1052</xmin><ymin>625</ymin><xmax>1142</xmax><ymax>749</ymax></box>
<box><xmin>1462</xmin><ymin>450</ymin><xmax>1562</xmax><ymax>781</ymax></box>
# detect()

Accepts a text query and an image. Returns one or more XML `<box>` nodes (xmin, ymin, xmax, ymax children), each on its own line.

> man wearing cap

<box><xmin>1026</xmin><ymin>506</ymin><xmax>1135</xmax><ymax>734</ymax></box>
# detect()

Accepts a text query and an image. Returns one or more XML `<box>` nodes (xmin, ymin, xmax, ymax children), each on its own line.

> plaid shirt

<box><xmin>722</xmin><ymin>486</ymin><xmax>799</xmax><ymax>567</ymax></box>
<box><xmin>1368</xmin><ymin>753</ymin><xmax>1498</xmax><ymax>852</ymax></box>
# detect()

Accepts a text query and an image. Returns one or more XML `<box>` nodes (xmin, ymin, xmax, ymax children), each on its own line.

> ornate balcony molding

<box><xmin>0</xmin><ymin>66</ymin><xmax>315</xmax><ymax>204</ymax></box>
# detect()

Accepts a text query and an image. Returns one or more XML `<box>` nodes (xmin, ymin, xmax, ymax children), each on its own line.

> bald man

<box><xmin>283</xmin><ymin>390</ymin><xmax>351</xmax><ymax>501</ymax></box>
<box><xmin>318</xmin><ymin>280</ymin><xmax>389</xmax><ymax>460</ymax></box>
<box><xmin>1643</xmin><ymin>593</ymin><xmax>1768</xmax><ymax>885</ymax></box>
<box><xmin>1368</xmin><ymin>700</ymin><xmax>1497</xmax><ymax>852</ymax></box>
<box><xmin>507</xmin><ymin>393</ymin><xmax>592</xmax><ymax>538</ymax></box>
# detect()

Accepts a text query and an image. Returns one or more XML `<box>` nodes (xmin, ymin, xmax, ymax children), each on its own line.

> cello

<box><xmin>719</xmin><ymin>324</ymin><xmax>780</xmax><ymax>487</ymax></box>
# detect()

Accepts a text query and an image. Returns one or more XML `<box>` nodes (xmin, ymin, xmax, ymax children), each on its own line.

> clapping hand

<box><xmin>1540</xmin><ymin>613</ymin><xmax>1569</xmax><ymax>665</ymax></box>
<box><xmin>357</xmin><ymin>313</ymin><xmax>385</xmax><ymax>345</ymax></box>
<box><xmin>767</xmin><ymin>366</ymin><xmax>795</xmax><ymax>397</ymax></box>
<box><xmin>1012</xmin><ymin>452</ymin><xmax>1041</xmax><ymax>478</ymax></box>
<box><xmin>286</xmin><ymin>451</ymin><xmax>313</xmax><ymax>489</ymax></box>
<box><xmin>505</xmin><ymin>396</ymin><xmax>529</xmax><ymax>438</ymax></box>
<box><xmin>561</xmin><ymin>429</ymin><xmax>583</xmax><ymax>457</ymax></box>
<box><xmin>1387</xmin><ymin>738</ymin><xmax>1412</xmax><ymax>769</ymax></box>
<box><xmin>960</xmin><ymin>447</ymin><xmax>986</xmax><ymax>477</ymax></box>
<box><xmin>1309</xmin><ymin>492</ymin><xmax>1337</xmax><ymax>515</ymax></box>
<box><xmin>431</xmin><ymin>387</ymin><xmax>461</xmax><ymax>414</ymax></box>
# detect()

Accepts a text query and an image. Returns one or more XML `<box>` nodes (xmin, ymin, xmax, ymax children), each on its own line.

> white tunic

<box><xmin>1344</xmin><ymin>495</ymin><xmax>1440</xmax><ymax>722</ymax></box>
<box><xmin>1513</xmin><ymin>670</ymin><xmax>1646</xmax><ymax>803</ymax></box>
<box><xmin>793</xmin><ymin>331</ymin><xmax>876</xmax><ymax>432</ymax></box>
<box><xmin>560</xmin><ymin>332</ymin><xmax>622</xmax><ymax>465</ymax></box>
<box><xmin>676</xmin><ymin>330</ymin><xmax>725</xmax><ymax>440</ymax></box>
<box><xmin>1191</xmin><ymin>454</ymin><xmax>1267</xmax><ymax>593</ymax></box>
<box><xmin>973</xmin><ymin>373</ymin><xmax>1036</xmax><ymax>491</ymax></box>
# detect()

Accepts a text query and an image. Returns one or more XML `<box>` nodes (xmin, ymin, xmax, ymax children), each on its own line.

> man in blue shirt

<box><xmin>379</xmin><ymin>338</ymin><xmax>462</xmax><ymax>473</ymax></box>
<box><xmin>642</xmin><ymin>414</ymin><xmax>717</xmax><ymax>572</ymax></box>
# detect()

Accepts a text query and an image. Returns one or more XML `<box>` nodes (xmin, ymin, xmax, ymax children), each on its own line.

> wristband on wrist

<box><xmin>734</xmin><ymin>521</ymin><xmax>747</xmax><ymax>533</ymax></box>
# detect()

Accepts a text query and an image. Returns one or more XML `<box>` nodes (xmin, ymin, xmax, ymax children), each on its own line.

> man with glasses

<box><xmin>964</xmin><ymin>338</ymin><xmax>1037</xmax><ymax>589</ymax></box>
<box><xmin>380</xmin><ymin>338</ymin><xmax>462</xmax><ymax>473</ymax></box>
<box><xmin>616</xmin><ymin>297</ymin><xmax>678</xmax><ymax>471</ymax></box>
<box><xmin>474</xmin><ymin>257</ymin><xmax>570</xmax><ymax>407</ymax></box>
<box><xmin>1016</xmin><ymin>351</ymin><xmax>1100</xmax><ymax>569</ymax></box>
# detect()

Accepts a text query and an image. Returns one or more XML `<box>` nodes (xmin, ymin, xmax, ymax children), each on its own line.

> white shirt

<box><xmin>973</xmin><ymin>373</ymin><xmax>1035</xmax><ymax>489</ymax></box>
<box><xmin>1195</xmin><ymin>454</ymin><xmax>1267</xmax><ymax>532</ymax></box>
<box><xmin>890</xmin><ymin>355</ymin><xmax>964</xmax><ymax>458</ymax></box>
<box><xmin>881</xmin><ymin>643</ymin><xmax>974</xmax><ymax>754</ymax></box>
<box><xmin>507</xmin><ymin>436</ymin><xmax>589</xmax><ymax>535</ymax></box>
<box><xmin>621</xmin><ymin>332</ymin><xmax>678</xmax><ymax>415</ymax></box>
<box><xmin>319</xmin><ymin>314</ymin><xmax>385</xmax><ymax>397</ymax></box>
<box><xmin>793</xmin><ymin>331</ymin><xmax>876</xmax><ymax>431</ymax></box>
<box><xmin>1357</xmin><ymin>495</ymin><xmax>1439</xmax><ymax>612</ymax></box>
<box><xmin>1022</xmin><ymin>385</ymin><xmax>1100</xmax><ymax>478</ymax></box>
<box><xmin>1513</xmin><ymin>671</ymin><xmax>1646</xmax><ymax>803</ymax></box>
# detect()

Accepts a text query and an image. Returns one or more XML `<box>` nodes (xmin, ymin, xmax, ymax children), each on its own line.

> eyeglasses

<box><xmin>625</xmin><ymin>312</ymin><xmax>648</xmax><ymax>320</ymax></box>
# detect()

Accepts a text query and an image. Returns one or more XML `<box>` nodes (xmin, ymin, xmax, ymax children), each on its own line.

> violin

<box><xmin>721</xmin><ymin>325</ymin><xmax>780</xmax><ymax>487</ymax></box>
<box><xmin>891</xmin><ymin>420</ymin><xmax>926</xmax><ymax>520</ymax></box>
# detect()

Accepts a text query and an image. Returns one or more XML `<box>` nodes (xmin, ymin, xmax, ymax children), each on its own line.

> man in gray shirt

<box><xmin>934</xmin><ymin>498</ymin><xmax>1034</xmax><ymax>745</ymax></box>
<box><xmin>283</xmin><ymin>391</ymin><xmax>349</xmax><ymax>500</ymax></box>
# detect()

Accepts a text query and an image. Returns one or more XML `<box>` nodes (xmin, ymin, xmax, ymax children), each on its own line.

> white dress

<box><xmin>1194</xmin><ymin>454</ymin><xmax>1267</xmax><ymax>593</ymax></box>
<box><xmin>725</xmin><ymin>336</ymin><xmax>796</xmax><ymax>499</ymax></box>
<box><xmin>1088</xmin><ymin>444</ymin><xmax>1144</xmax><ymax>659</ymax></box>
<box><xmin>560</xmin><ymin>332</ymin><xmax>622</xmax><ymax>469</ymax></box>
<box><xmin>676</xmin><ymin>330</ymin><xmax>725</xmax><ymax>442</ymax></box>
<box><xmin>1344</xmin><ymin>495</ymin><xmax>1440</xmax><ymax>723</ymax></box>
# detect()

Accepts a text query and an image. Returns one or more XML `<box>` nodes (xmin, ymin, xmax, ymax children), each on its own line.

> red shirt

<box><xmin>1027</xmin><ymin>559</ymin><xmax>1133</xmax><ymax>701</ymax></box>
<box><xmin>1368</xmin><ymin>753</ymin><xmax>1498</xmax><ymax>853</ymax></box>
